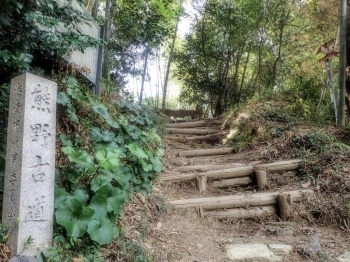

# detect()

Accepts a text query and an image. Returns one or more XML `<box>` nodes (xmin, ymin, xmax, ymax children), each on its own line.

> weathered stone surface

<box><xmin>2</xmin><ymin>73</ymin><xmax>57</xmax><ymax>256</ymax></box>
<box><xmin>304</xmin><ymin>234</ymin><xmax>321</xmax><ymax>256</ymax></box>
<box><xmin>226</xmin><ymin>243</ymin><xmax>281</xmax><ymax>261</ymax></box>
<box><xmin>336</xmin><ymin>251</ymin><xmax>350</xmax><ymax>262</ymax></box>
<box><xmin>8</xmin><ymin>255</ymin><xmax>38</xmax><ymax>262</ymax></box>
<box><xmin>268</xmin><ymin>244</ymin><xmax>293</xmax><ymax>255</ymax></box>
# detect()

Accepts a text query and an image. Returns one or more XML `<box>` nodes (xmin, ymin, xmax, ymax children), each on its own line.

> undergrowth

<box><xmin>40</xmin><ymin>76</ymin><xmax>164</xmax><ymax>261</ymax></box>
<box><xmin>224</xmin><ymin>96</ymin><xmax>350</xmax><ymax>229</ymax></box>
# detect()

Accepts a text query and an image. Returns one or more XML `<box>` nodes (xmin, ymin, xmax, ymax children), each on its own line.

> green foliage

<box><xmin>106</xmin><ymin>0</ymin><xmax>180</xmax><ymax>87</ymax></box>
<box><xmin>0</xmin><ymin>0</ymin><xmax>102</xmax><ymax>81</ymax></box>
<box><xmin>54</xmin><ymin>77</ymin><xmax>164</xmax><ymax>247</ymax></box>
<box><xmin>113</xmin><ymin>234</ymin><xmax>153</xmax><ymax>262</ymax></box>
<box><xmin>0</xmin><ymin>83</ymin><xmax>9</xmax><ymax>192</ymax></box>
<box><xmin>42</xmin><ymin>236</ymin><xmax>104</xmax><ymax>262</ymax></box>
<box><xmin>291</xmin><ymin>132</ymin><xmax>335</xmax><ymax>152</ymax></box>
<box><xmin>0</xmin><ymin>153</ymin><xmax>5</xmax><ymax>192</ymax></box>
<box><xmin>0</xmin><ymin>223</ymin><xmax>9</xmax><ymax>244</ymax></box>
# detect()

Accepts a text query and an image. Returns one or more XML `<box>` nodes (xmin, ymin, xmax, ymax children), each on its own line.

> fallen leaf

<box><xmin>302</xmin><ymin>181</ymin><xmax>311</xmax><ymax>188</ymax></box>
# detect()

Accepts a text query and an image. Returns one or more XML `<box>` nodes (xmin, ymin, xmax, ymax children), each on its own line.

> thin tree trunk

<box><xmin>271</xmin><ymin>13</ymin><xmax>286</xmax><ymax>88</ymax></box>
<box><xmin>86</xmin><ymin>0</ymin><xmax>97</xmax><ymax>13</ymax></box>
<box><xmin>139</xmin><ymin>46</ymin><xmax>150</xmax><ymax>103</ymax></box>
<box><xmin>162</xmin><ymin>15</ymin><xmax>180</xmax><ymax>110</ymax></box>
<box><xmin>338</xmin><ymin>0</ymin><xmax>347</xmax><ymax>125</ymax></box>
<box><xmin>345</xmin><ymin>7</ymin><xmax>350</xmax><ymax>122</ymax></box>
<box><xmin>92</xmin><ymin>0</ymin><xmax>99</xmax><ymax>19</ymax></box>
<box><xmin>240</xmin><ymin>53</ymin><xmax>250</xmax><ymax>90</ymax></box>
<box><xmin>101</xmin><ymin>0</ymin><xmax>112</xmax><ymax>95</ymax></box>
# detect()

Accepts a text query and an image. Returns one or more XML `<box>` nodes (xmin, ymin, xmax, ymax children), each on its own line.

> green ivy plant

<box><xmin>54</xmin><ymin>77</ymin><xmax>164</xmax><ymax>246</ymax></box>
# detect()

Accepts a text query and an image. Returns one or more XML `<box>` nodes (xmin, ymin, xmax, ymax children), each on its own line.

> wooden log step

<box><xmin>178</xmin><ymin>147</ymin><xmax>233</xmax><ymax>157</ymax></box>
<box><xmin>166</xmin><ymin>120</ymin><xmax>207</xmax><ymax>128</ymax></box>
<box><xmin>257</xmin><ymin>159</ymin><xmax>302</xmax><ymax>171</ymax></box>
<box><xmin>203</xmin><ymin>165</ymin><xmax>254</xmax><ymax>179</ymax></box>
<box><xmin>166</xmin><ymin>128</ymin><xmax>219</xmax><ymax>135</ymax></box>
<box><xmin>162</xmin><ymin>159</ymin><xmax>302</xmax><ymax>183</ymax></box>
<box><xmin>161</xmin><ymin>173</ymin><xmax>197</xmax><ymax>182</ymax></box>
<box><xmin>186</xmin><ymin>134</ymin><xmax>224</xmax><ymax>141</ymax></box>
<box><xmin>203</xmin><ymin>206</ymin><xmax>277</xmax><ymax>219</ymax></box>
<box><xmin>211</xmin><ymin>177</ymin><xmax>253</xmax><ymax>188</ymax></box>
<box><xmin>179</xmin><ymin>163</ymin><xmax>245</xmax><ymax>172</ymax></box>
<box><xmin>169</xmin><ymin>189</ymin><xmax>314</xmax><ymax>209</ymax></box>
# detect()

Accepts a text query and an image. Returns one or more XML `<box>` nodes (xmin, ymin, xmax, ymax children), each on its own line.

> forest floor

<box><xmin>115</xmin><ymin>103</ymin><xmax>350</xmax><ymax>262</ymax></box>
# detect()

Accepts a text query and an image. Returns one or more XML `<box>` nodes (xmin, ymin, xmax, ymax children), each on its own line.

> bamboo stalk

<box><xmin>211</xmin><ymin>177</ymin><xmax>253</xmax><ymax>188</ymax></box>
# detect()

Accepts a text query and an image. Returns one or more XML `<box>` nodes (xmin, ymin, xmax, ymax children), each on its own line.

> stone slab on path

<box><xmin>226</xmin><ymin>243</ymin><xmax>293</xmax><ymax>261</ymax></box>
<box><xmin>268</xmin><ymin>244</ymin><xmax>293</xmax><ymax>256</ymax></box>
<box><xmin>337</xmin><ymin>251</ymin><xmax>350</xmax><ymax>262</ymax></box>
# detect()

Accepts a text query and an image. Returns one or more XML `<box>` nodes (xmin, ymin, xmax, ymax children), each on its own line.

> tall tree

<box><xmin>339</xmin><ymin>0</ymin><xmax>347</xmax><ymax>125</ymax></box>
<box><xmin>162</xmin><ymin>12</ymin><xmax>180</xmax><ymax>109</ymax></box>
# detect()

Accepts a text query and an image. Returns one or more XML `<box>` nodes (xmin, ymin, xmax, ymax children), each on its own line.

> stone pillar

<box><xmin>2</xmin><ymin>73</ymin><xmax>57</xmax><ymax>256</ymax></box>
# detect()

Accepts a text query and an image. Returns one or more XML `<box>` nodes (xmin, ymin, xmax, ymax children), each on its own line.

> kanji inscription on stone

<box><xmin>2</xmin><ymin>73</ymin><xmax>57</xmax><ymax>257</ymax></box>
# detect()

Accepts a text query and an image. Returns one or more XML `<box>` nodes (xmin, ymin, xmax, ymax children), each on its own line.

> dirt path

<box><xmin>125</xmin><ymin>119</ymin><xmax>350</xmax><ymax>262</ymax></box>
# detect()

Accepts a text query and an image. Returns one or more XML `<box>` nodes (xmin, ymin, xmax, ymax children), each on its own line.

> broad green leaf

<box><xmin>87</xmin><ymin>218</ymin><xmax>115</xmax><ymax>245</ymax></box>
<box><xmin>126</xmin><ymin>142</ymin><xmax>148</xmax><ymax>159</ymax></box>
<box><xmin>91</xmin><ymin>103</ymin><xmax>111</xmax><ymax>121</ymax></box>
<box><xmin>90</xmin><ymin>127</ymin><xmax>116</xmax><ymax>142</ymax></box>
<box><xmin>67</xmin><ymin>170</ymin><xmax>80</xmax><ymax>184</ymax></box>
<box><xmin>95</xmin><ymin>185</ymin><xmax>128</xmax><ymax>213</ymax></box>
<box><xmin>112</xmin><ymin>167</ymin><xmax>132</xmax><ymax>189</ymax></box>
<box><xmin>96</xmin><ymin>150</ymin><xmax>121</xmax><ymax>171</ymax></box>
<box><xmin>64</xmin><ymin>149</ymin><xmax>94</xmax><ymax>168</ymax></box>
<box><xmin>73</xmin><ymin>189</ymin><xmax>89</xmax><ymax>204</ymax></box>
<box><xmin>91</xmin><ymin>177</ymin><xmax>101</xmax><ymax>192</ymax></box>
<box><xmin>57</xmin><ymin>92</ymin><xmax>71</xmax><ymax>106</ymax></box>
<box><xmin>54</xmin><ymin>187</ymin><xmax>70</xmax><ymax>209</ymax></box>
<box><xmin>132</xmin><ymin>176</ymin><xmax>142</xmax><ymax>185</ymax></box>
<box><xmin>107</xmin><ymin>119</ymin><xmax>120</xmax><ymax>129</ymax></box>
<box><xmin>55</xmin><ymin>198</ymin><xmax>94</xmax><ymax>237</ymax></box>
<box><xmin>151</xmin><ymin>156</ymin><xmax>163</xmax><ymax>172</ymax></box>
<box><xmin>66</xmin><ymin>77</ymin><xmax>78</xmax><ymax>88</ymax></box>
<box><xmin>61</xmin><ymin>146</ymin><xmax>74</xmax><ymax>155</ymax></box>
<box><xmin>67</xmin><ymin>104</ymin><xmax>79</xmax><ymax>123</ymax></box>
<box><xmin>154</xmin><ymin>148</ymin><xmax>164</xmax><ymax>157</ymax></box>
<box><xmin>89</xmin><ymin>195</ymin><xmax>108</xmax><ymax>218</ymax></box>
<box><xmin>59</xmin><ymin>134</ymin><xmax>73</xmax><ymax>147</ymax></box>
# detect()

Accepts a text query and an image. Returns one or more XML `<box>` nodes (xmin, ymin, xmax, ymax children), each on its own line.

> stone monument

<box><xmin>2</xmin><ymin>73</ymin><xmax>57</xmax><ymax>256</ymax></box>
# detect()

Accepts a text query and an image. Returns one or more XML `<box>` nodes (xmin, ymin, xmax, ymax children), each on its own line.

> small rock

<box><xmin>226</xmin><ymin>243</ymin><xmax>281</xmax><ymax>261</ymax></box>
<box><xmin>304</xmin><ymin>234</ymin><xmax>321</xmax><ymax>256</ymax></box>
<box><xmin>336</xmin><ymin>251</ymin><xmax>350</xmax><ymax>262</ymax></box>
<box><xmin>197</xmin><ymin>244</ymin><xmax>203</xmax><ymax>249</ymax></box>
<box><xmin>268</xmin><ymin>244</ymin><xmax>293</xmax><ymax>255</ymax></box>
<box><xmin>8</xmin><ymin>256</ymin><xmax>38</xmax><ymax>262</ymax></box>
<box><xmin>266</xmin><ymin>225</ymin><xmax>295</xmax><ymax>236</ymax></box>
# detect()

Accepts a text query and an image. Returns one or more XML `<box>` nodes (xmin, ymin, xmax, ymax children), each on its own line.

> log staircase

<box><xmin>162</xmin><ymin>118</ymin><xmax>314</xmax><ymax>220</ymax></box>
